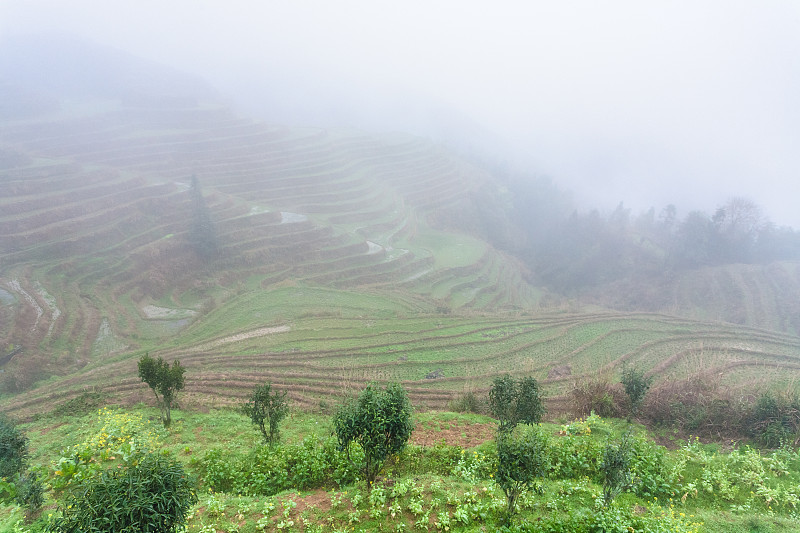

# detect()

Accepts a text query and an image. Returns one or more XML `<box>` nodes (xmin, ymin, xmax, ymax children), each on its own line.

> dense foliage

<box><xmin>196</xmin><ymin>435</ymin><xmax>360</xmax><ymax>495</ymax></box>
<box><xmin>0</xmin><ymin>414</ymin><xmax>43</xmax><ymax>519</ymax></box>
<box><xmin>46</xmin><ymin>451</ymin><xmax>197</xmax><ymax>533</ymax></box>
<box><xmin>333</xmin><ymin>383</ymin><xmax>414</xmax><ymax>487</ymax></box>
<box><xmin>0</xmin><ymin>414</ymin><xmax>28</xmax><ymax>480</ymax></box>
<box><xmin>51</xmin><ymin>407</ymin><xmax>164</xmax><ymax>491</ymax></box>
<box><xmin>747</xmin><ymin>392</ymin><xmax>800</xmax><ymax>448</ymax></box>
<box><xmin>137</xmin><ymin>354</ymin><xmax>186</xmax><ymax>427</ymax></box>
<box><xmin>503</xmin><ymin>178</ymin><xmax>800</xmax><ymax>292</ymax></box>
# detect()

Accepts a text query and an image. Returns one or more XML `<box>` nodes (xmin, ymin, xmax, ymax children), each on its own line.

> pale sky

<box><xmin>3</xmin><ymin>1</ymin><xmax>800</xmax><ymax>226</ymax></box>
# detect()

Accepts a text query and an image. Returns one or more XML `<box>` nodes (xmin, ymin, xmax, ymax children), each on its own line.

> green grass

<box><xmin>8</xmin><ymin>404</ymin><xmax>800</xmax><ymax>532</ymax></box>
<box><xmin>406</xmin><ymin>230</ymin><xmax>488</xmax><ymax>270</ymax></box>
<box><xmin>4</xmin><ymin>304</ymin><xmax>800</xmax><ymax>422</ymax></box>
<box><xmin>169</xmin><ymin>286</ymin><xmax>421</xmax><ymax>345</ymax></box>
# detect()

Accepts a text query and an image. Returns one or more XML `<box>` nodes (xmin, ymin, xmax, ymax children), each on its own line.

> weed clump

<box><xmin>448</xmin><ymin>390</ymin><xmax>485</xmax><ymax>414</ymax></box>
<box><xmin>570</xmin><ymin>376</ymin><xmax>625</xmax><ymax>419</ymax></box>
<box><xmin>746</xmin><ymin>391</ymin><xmax>800</xmax><ymax>447</ymax></box>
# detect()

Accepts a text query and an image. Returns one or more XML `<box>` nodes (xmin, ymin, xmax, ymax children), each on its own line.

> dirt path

<box><xmin>196</xmin><ymin>325</ymin><xmax>291</xmax><ymax>350</ymax></box>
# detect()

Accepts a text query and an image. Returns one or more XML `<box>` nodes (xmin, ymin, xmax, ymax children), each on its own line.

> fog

<box><xmin>3</xmin><ymin>0</ymin><xmax>800</xmax><ymax>227</ymax></box>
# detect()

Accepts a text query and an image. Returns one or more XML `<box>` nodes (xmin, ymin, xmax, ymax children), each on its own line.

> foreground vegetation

<box><xmin>4</xmin><ymin>395</ymin><xmax>800</xmax><ymax>532</ymax></box>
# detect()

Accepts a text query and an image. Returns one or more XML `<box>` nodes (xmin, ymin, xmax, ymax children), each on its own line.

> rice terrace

<box><xmin>2</xmin><ymin>33</ymin><xmax>800</xmax><ymax>533</ymax></box>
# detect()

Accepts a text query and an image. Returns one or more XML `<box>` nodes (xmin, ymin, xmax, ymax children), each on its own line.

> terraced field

<box><xmin>588</xmin><ymin>261</ymin><xmax>800</xmax><ymax>335</ymax></box>
<box><xmin>2</xmin><ymin>93</ymin><xmax>800</xmax><ymax>423</ymax></box>
<box><xmin>0</xmin><ymin>97</ymin><xmax>538</xmax><ymax>376</ymax></box>
<box><xmin>3</xmin><ymin>283</ymin><xmax>800</xmax><ymax>421</ymax></box>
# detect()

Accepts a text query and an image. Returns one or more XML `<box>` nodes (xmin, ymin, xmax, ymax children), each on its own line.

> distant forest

<box><xmin>481</xmin><ymin>175</ymin><xmax>800</xmax><ymax>293</ymax></box>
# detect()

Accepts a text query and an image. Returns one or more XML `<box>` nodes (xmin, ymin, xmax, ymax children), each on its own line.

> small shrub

<box><xmin>0</xmin><ymin>414</ymin><xmax>28</xmax><ymax>479</ymax></box>
<box><xmin>47</xmin><ymin>451</ymin><xmax>197</xmax><ymax>533</ymax></box>
<box><xmin>621</xmin><ymin>366</ymin><xmax>653</xmax><ymax>421</ymax></box>
<box><xmin>489</xmin><ymin>375</ymin><xmax>545</xmax><ymax>432</ymax></box>
<box><xmin>196</xmin><ymin>435</ymin><xmax>359</xmax><ymax>496</ymax></box>
<box><xmin>51</xmin><ymin>407</ymin><xmax>164</xmax><ymax>491</ymax></box>
<box><xmin>600</xmin><ymin>432</ymin><xmax>633</xmax><ymax>505</ymax></box>
<box><xmin>242</xmin><ymin>382</ymin><xmax>289</xmax><ymax>446</ymax></box>
<box><xmin>642</xmin><ymin>376</ymin><xmax>749</xmax><ymax>438</ymax></box>
<box><xmin>627</xmin><ymin>433</ymin><xmax>677</xmax><ymax>499</ymax></box>
<box><xmin>495</xmin><ymin>423</ymin><xmax>549</xmax><ymax>520</ymax></box>
<box><xmin>550</xmin><ymin>429</ymin><xmax>604</xmax><ymax>480</ymax></box>
<box><xmin>448</xmin><ymin>390</ymin><xmax>484</xmax><ymax>414</ymax></box>
<box><xmin>15</xmin><ymin>470</ymin><xmax>44</xmax><ymax>519</ymax></box>
<box><xmin>333</xmin><ymin>383</ymin><xmax>413</xmax><ymax>488</ymax></box>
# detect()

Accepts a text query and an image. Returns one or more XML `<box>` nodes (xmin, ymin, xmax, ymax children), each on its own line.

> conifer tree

<box><xmin>188</xmin><ymin>175</ymin><xmax>218</xmax><ymax>259</ymax></box>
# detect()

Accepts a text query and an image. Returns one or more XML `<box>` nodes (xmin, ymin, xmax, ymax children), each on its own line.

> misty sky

<box><xmin>3</xmin><ymin>1</ymin><xmax>800</xmax><ymax>227</ymax></box>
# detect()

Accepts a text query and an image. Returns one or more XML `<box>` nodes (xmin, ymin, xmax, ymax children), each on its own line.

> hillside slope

<box><xmin>0</xmin><ymin>41</ymin><xmax>540</xmax><ymax>383</ymax></box>
<box><xmin>584</xmin><ymin>261</ymin><xmax>800</xmax><ymax>335</ymax></box>
<box><xmin>2</xmin><ymin>39</ymin><xmax>799</xmax><ymax>414</ymax></box>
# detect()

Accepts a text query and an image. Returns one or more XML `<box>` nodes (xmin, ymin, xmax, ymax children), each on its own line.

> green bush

<box><xmin>495</xmin><ymin>423</ymin><xmax>550</xmax><ymax>519</ymax></box>
<box><xmin>196</xmin><ymin>435</ymin><xmax>359</xmax><ymax>496</ymax></box>
<box><xmin>747</xmin><ymin>392</ymin><xmax>800</xmax><ymax>447</ymax></box>
<box><xmin>549</xmin><ymin>431</ymin><xmax>604</xmax><ymax>480</ymax></box>
<box><xmin>0</xmin><ymin>414</ymin><xmax>28</xmax><ymax>480</ymax></box>
<box><xmin>15</xmin><ymin>470</ymin><xmax>44</xmax><ymax>519</ymax></box>
<box><xmin>489</xmin><ymin>375</ymin><xmax>545</xmax><ymax>432</ymax></box>
<box><xmin>333</xmin><ymin>383</ymin><xmax>414</xmax><ymax>488</ymax></box>
<box><xmin>620</xmin><ymin>366</ymin><xmax>653</xmax><ymax>421</ymax></box>
<box><xmin>534</xmin><ymin>501</ymin><xmax>702</xmax><ymax>533</ymax></box>
<box><xmin>448</xmin><ymin>391</ymin><xmax>484</xmax><ymax>414</ymax></box>
<box><xmin>242</xmin><ymin>382</ymin><xmax>288</xmax><ymax>445</ymax></box>
<box><xmin>50</xmin><ymin>407</ymin><xmax>164</xmax><ymax>492</ymax></box>
<box><xmin>47</xmin><ymin>451</ymin><xmax>197</xmax><ymax>533</ymax></box>
<box><xmin>627</xmin><ymin>433</ymin><xmax>677</xmax><ymax>499</ymax></box>
<box><xmin>600</xmin><ymin>433</ymin><xmax>632</xmax><ymax>505</ymax></box>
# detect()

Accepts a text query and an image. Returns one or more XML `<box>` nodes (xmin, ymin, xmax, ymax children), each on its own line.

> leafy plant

<box><xmin>15</xmin><ymin>470</ymin><xmax>44</xmax><ymax>520</ymax></box>
<box><xmin>489</xmin><ymin>375</ymin><xmax>545</xmax><ymax>432</ymax></box>
<box><xmin>495</xmin><ymin>423</ymin><xmax>549</xmax><ymax>520</ymax></box>
<box><xmin>47</xmin><ymin>451</ymin><xmax>197</xmax><ymax>533</ymax></box>
<box><xmin>333</xmin><ymin>383</ymin><xmax>413</xmax><ymax>488</ymax></box>
<box><xmin>51</xmin><ymin>407</ymin><xmax>164</xmax><ymax>491</ymax></box>
<box><xmin>0</xmin><ymin>414</ymin><xmax>28</xmax><ymax>480</ymax></box>
<box><xmin>137</xmin><ymin>353</ymin><xmax>186</xmax><ymax>427</ymax></box>
<box><xmin>242</xmin><ymin>382</ymin><xmax>288</xmax><ymax>446</ymax></box>
<box><xmin>600</xmin><ymin>432</ymin><xmax>633</xmax><ymax>505</ymax></box>
<box><xmin>621</xmin><ymin>365</ymin><xmax>653</xmax><ymax>421</ymax></box>
<box><xmin>197</xmin><ymin>435</ymin><xmax>359</xmax><ymax>496</ymax></box>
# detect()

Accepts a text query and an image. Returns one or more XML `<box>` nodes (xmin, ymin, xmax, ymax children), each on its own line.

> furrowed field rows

<box><xmin>2</xmin><ymin>309</ymin><xmax>800</xmax><ymax>420</ymax></box>
<box><xmin>4</xmin><ymin>95</ymin><xmax>799</xmax><ymax>419</ymax></box>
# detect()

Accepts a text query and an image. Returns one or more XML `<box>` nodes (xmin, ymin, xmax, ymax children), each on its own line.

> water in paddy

<box><xmin>0</xmin><ymin>289</ymin><xmax>15</xmax><ymax>305</ymax></box>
